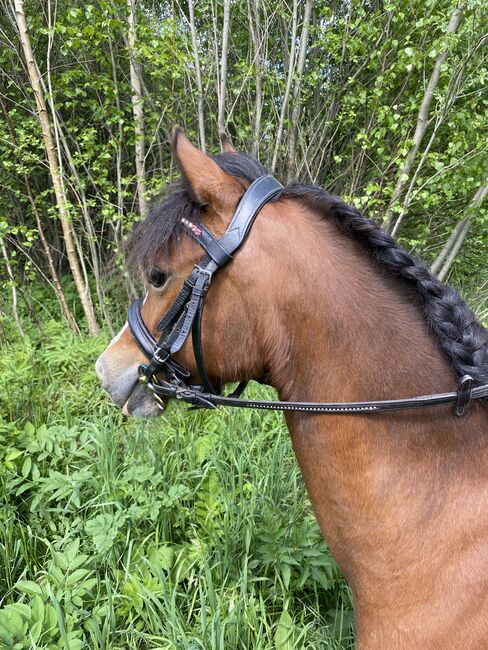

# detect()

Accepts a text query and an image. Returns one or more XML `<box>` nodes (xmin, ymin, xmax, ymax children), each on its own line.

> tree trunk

<box><xmin>271</xmin><ymin>0</ymin><xmax>298</xmax><ymax>173</ymax></box>
<box><xmin>217</xmin><ymin>0</ymin><xmax>231</xmax><ymax>134</ymax></box>
<box><xmin>249</xmin><ymin>0</ymin><xmax>263</xmax><ymax>157</ymax></box>
<box><xmin>0</xmin><ymin>240</ymin><xmax>24</xmax><ymax>337</ymax></box>
<box><xmin>0</xmin><ymin>95</ymin><xmax>78</xmax><ymax>333</ymax></box>
<box><xmin>13</xmin><ymin>0</ymin><xmax>99</xmax><ymax>335</ymax></box>
<box><xmin>436</xmin><ymin>181</ymin><xmax>488</xmax><ymax>281</ymax></box>
<box><xmin>188</xmin><ymin>0</ymin><xmax>207</xmax><ymax>153</ymax></box>
<box><xmin>286</xmin><ymin>0</ymin><xmax>313</xmax><ymax>182</ymax></box>
<box><xmin>383</xmin><ymin>6</ymin><xmax>462</xmax><ymax>231</ymax></box>
<box><xmin>430</xmin><ymin>219</ymin><xmax>465</xmax><ymax>275</ymax></box>
<box><xmin>127</xmin><ymin>0</ymin><xmax>149</xmax><ymax>219</ymax></box>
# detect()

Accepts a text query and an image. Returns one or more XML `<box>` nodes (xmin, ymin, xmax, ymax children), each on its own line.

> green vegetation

<box><xmin>0</xmin><ymin>0</ymin><xmax>487</xmax><ymax>334</ymax></box>
<box><xmin>0</xmin><ymin>311</ymin><xmax>353</xmax><ymax>649</ymax></box>
<box><xmin>1</xmin><ymin>0</ymin><xmax>487</xmax><ymax>646</ymax></box>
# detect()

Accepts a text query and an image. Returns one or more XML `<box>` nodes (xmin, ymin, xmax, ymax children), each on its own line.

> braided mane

<box><xmin>127</xmin><ymin>152</ymin><xmax>488</xmax><ymax>388</ymax></box>
<box><xmin>284</xmin><ymin>183</ymin><xmax>488</xmax><ymax>388</ymax></box>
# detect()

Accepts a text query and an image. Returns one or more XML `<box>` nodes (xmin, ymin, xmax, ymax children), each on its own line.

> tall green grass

<box><xmin>0</xmin><ymin>318</ymin><xmax>353</xmax><ymax>649</ymax></box>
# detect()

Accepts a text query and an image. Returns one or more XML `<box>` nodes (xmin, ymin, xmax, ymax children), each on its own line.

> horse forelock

<box><xmin>125</xmin><ymin>152</ymin><xmax>267</xmax><ymax>276</ymax></box>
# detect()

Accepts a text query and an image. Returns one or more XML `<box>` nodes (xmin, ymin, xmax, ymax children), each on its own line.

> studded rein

<box><xmin>127</xmin><ymin>175</ymin><xmax>488</xmax><ymax>417</ymax></box>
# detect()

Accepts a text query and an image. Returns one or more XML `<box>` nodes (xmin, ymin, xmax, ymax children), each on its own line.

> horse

<box><xmin>96</xmin><ymin>128</ymin><xmax>488</xmax><ymax>649</ymax></box>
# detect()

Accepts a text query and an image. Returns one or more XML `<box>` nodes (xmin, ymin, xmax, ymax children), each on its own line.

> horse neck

<box><xmin>264</xmin><ymin>204</ymin><xmax>459</xmax><ymax>405</ymax></box>
<box><xmin>260</xmin><ymin>202</ymin><xmax>488</xmax><ymax>592</ymax></box>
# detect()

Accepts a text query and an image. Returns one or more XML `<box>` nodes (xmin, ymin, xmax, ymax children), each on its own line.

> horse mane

<box><xmin>283</xmin><ymin>183</ymin><xmax>488</xmax><ymax>388</ymax></box>
<box><xmin>126</xmin><ymin>152</ymin><xmax>488</xmax><ymax>388</ymax></box>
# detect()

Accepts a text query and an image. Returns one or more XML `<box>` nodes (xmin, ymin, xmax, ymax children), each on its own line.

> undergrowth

<box><xmin>0</xmin><ymin>316</ymin><xmax>353</xmax><ymax>649</ymax></box>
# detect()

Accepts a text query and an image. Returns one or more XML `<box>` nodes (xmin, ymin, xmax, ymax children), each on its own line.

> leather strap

<box><xmin>128</xmin><ymin>298</ymin><xmax>156</xmax><ymax>360</ymax></box>
<box><xmin>128</xmin><ymin>299</ymin><xmax>190</xmax><ymax>382</ymax></box>
<box><xmin>156</xmin><ymin>264</ymin><xmax>205</xmax><ymax>332</ymax></box>
<box><xmin>128</xmin><ymin>176</ymin><xmax>283</xmax><ymax>390</ymax></box>
<box><xmin>218</xmin><ymin>175</ymin><xmax>283</xmax><ymax>255</ymax></box>
<box><xmin>182</xmin><ymin>175</ymin><xmax>283</xmax><ymax>261</ymax></box>
<box><xmin>192</xmin><ymin>291</ymin><xmax>216</xmax><ymax>394</ymax></box>
<box><xmin>149</xmin><ymin>376</ymin><xmax>488</xmax><ymax>415</ymax></box>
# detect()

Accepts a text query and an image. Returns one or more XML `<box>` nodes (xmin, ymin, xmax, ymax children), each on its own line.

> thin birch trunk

<box><xmin>249</xmin><ymin>0</ymin><xmax>263</xmax><ymax>156</ymax></box>
<box><xmin>436</xmin><ymin>181</ymin><xmax>488</xmax><ymax>281</ymax></box>
<box><xmin>0</xmin><ymin>95</ymin><xmax>78</xmax><ymax>332</ymax></box>
<box><xmin>430</xmin><ymin>219</ymin><xmax>466</xmax><ymax>275</ymax></box>
<box><xmin>187</xmin><ymin>0</ymin><xmax>207</xmax><ymax>153</ymax></box>
<box><xmin>108</xmin><ymin>34</ymin><xmax>125</xmax><ymax>249</ymax></box>
<box><xmin>217</xmin><ymin>0</ymin><xmax>231</xmax><ymax>134</ymax></box>
<box><xmin>127</xmin><ymin>0</ymin><xmax>149</xmax><ymax>219</ymax></box>
<box><xmin>391</xmin><ymin>119</ymin><xmax>441</xmax><ymax>238</ymax></box>
<box><xmin>210</xmin><ymin>0</ymin><xmax>220</xmax><ymax>127</ymax></box>
<box><xmin>271</xmin><ymin>0</ymin><xmax>298</xmax><ymax>173</ymax></box>
<box><xmin>437</xmin><ymin>219</ymin><xmax>471</xmax><ymax>282</ymax></box>
<box><xmin>13</xmin><ymin>0</ymin><xmax>99</xmax><ymax>335</ymax></box>
<box><xmin>286</xmin><ymin>0</ymin><xmax>312</xmax><ymax>182</ymax></box>
<box><xmin>45</xmin><ymin>4</ymin><xmax>98</xmax><ymax>333</ymax></box>
<box><xmin>1</xmin><ymin>240</ymin><xmax>24</xmax><ymax>337</ymax></box>
<box><xmin>55</xmin><ymin>121</ymin><xmax>115</xmax><ymax>335</ymax></box>
<box><xmin>391</xmin><ymin>37</ymin><xmax>482</xmax><ymax>238</ymax></box>
<box><xmin>383</xmin><ymin>6</ymin><xmax>462</xmax><ymax>231</ymax></box>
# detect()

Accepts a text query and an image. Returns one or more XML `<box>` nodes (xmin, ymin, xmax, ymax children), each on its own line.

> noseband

<box><xmin>128</xmin><ymin>174</ymin><xmax>488</xmax><ymax>416</ymax></box>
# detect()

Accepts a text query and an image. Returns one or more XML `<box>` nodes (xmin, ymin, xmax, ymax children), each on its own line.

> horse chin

<box><xmin>123</xmin><ymin>382</ymin><xmax>165</xmax><ymax>418</ymax></box>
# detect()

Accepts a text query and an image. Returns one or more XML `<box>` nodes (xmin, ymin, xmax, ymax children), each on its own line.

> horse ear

<box><xmin>219</xmin><ymin>132</ymin><xmax>236</xmax><ymax>153</ymax></box>
<box><xmin>172</xmin><ymin>126</ymin><xmax>242</xmax><ymax>210</ymax></box>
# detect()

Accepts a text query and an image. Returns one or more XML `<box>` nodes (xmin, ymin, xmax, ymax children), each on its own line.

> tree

<box><xmin>13</xmin><ymin>0</ymin><xmax>99</xmax><ymax>335</ymax></box>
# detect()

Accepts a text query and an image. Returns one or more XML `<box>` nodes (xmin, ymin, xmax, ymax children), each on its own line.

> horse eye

<box><xmin>148</xmin><ymin>268</ymin><xmax>168</xmax><ymax>288</ymax></box>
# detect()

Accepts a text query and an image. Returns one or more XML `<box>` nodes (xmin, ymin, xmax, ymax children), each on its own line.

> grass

<box><xmin>0</xmin><ymin>317</ymin><xmax>354</xmax><ymax>649</ymax></box>
<box><xmin>1</xmin><ymin>270</ymin><xmax>485</xmax><ymax>649</ymax></box>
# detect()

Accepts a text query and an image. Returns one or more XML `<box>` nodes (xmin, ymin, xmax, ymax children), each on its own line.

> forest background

<box><xmin>0</xmin><ymin>0</ymin><xmax>487</xmax><ymax>648</ymax></box>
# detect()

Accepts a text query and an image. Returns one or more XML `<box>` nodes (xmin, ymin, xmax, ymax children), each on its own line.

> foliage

<box><xmin>0</xmin><ymin>0</ymin><xmax>486</xmax><ymax>327</ymax></box>
<box><xmin>0</xmin><ymin>1</ymin><xmax>486</xmax><ymax>646</ymax></box>
<box><xmin>0</xmin><ymin>318</ymin><xmax>354</xmax><ymax>649</ymax></box>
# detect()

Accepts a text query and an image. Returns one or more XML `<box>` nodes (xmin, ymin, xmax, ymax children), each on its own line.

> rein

<box><xmin>128</xmin><ymin>175</ymin><xmax>488</xmax><ymax>417</ymax></box>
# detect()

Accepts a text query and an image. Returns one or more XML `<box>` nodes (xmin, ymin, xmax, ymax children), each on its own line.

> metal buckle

<box><xmin>455</xmin><ymin>374</ymin><xmax>473</xmax><ymax>417</ymax></box>
<box><xmin>175</xmin><ymin>387</ymin><xmax>216</xmax><ymax>409</ymax></box>
<box><xmin>138</xmin><ymin>364</ymin><xmax>150</xmax><ymax>385</ymax></box>
<box><xmin>153</xmin><ymin>348</ymin><xmax>169</xmax><ymax>364</ymax></box>
<box><xmin>194</xmin><ymin>265</ymin><xmax>213</xmax><ymax>288</ymax></box>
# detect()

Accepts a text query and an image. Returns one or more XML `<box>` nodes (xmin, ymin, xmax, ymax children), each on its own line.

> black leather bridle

<box><xmin>128</xmin><ymin>175</ymin><xmax>488</xmax><ymax>417</ymax></box>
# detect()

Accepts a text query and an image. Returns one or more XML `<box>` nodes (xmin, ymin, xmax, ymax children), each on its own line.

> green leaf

<box><xmin>65</xmin><ymin>568</ymin><xmax>91</xmax><ymax>586</ymax></box>
<box><xmin>24</xmin><ymin>422</ymin><xmax>35</xmax><ymax>436</ymax></box>
<box><xmin>30</xmin><ymin>619</ymin><xmax>43</xmax><ymax>644</ymax></box>
<box><xmin>274</xmin><ymin>609</ymin><xmax>295</xmax><ymax>649</ymax></box>
<box><xmin>0</xmin><ymin>606</ymin><xmax>25</xmax><ymax>638</ymax></box>
<box><xmin>31</xmin><ymin>595</ymin><xmax>45</xmax><ymax>625</ymax></box>
<box><xmin>21</xmin><ymin>456</ymin><xmax>32</xmax><ymax>477</ymax></box>
<box><xmin>5</xmin><ymin>449</ymin><xmax>22</xmax><ymax>462</ymax></box>
<box><xmin>6</xmin><ymin>602</ymin><xmax>31</xmax><ymax>620</ymax></box>
<box><xmin>282</xmin><ymin>563</ymin><xmax>291</xmax><ymax>588</ymax></box>
<box><xmin>16</xmin><ymin>580</ymin><xmax>43</xmax><ymax>596</ymax></box>
<box><xmin>85</xmin><ymin>512</ymin><xmax>126</xmax><ymax>553</ymax></box>
<box><xmin>64</xmin><ymin>538</ymin><xmax>80</xmax><ymax>563</ymax></box>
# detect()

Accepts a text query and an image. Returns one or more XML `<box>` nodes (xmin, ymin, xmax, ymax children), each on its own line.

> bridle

<box><xmin>128</xmin><ymin>174</ymin><xmax>488</xmax><ymax>417</ymax></box>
